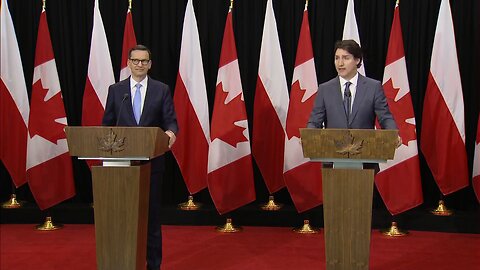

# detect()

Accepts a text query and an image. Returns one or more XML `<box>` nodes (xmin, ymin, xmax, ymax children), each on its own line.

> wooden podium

<box><xmin>300</xmin><ymin>128</ymin><xmax>398</xmax><ymax>270</ymax></box>
<box><xmin>65</xmin><ymin>127</ymin><xmax>169</xmax><ymax>270</ymax></box>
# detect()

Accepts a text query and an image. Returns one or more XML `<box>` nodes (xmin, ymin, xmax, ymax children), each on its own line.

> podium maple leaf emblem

<box><xmin>98</xmin><ymin>129</ymin><xmax>125</xmax><ymax>154</ymax></box>
<box><xmin>335</xmin><ymin>132</ymin><xmax>363</xmax><ymax>157</ymax></box>
<box><xmin>29</xmin><ymin>80</ymin><xmax>67</xmax><ymax>144</ymax></box>
<box><xmin>286</xmin><ymin>80</ymin><xmax>316</xmax><ymax>139</ymax></box>
<box><xmin>210</xmin><ymin>82</ymin><xmax>248</xmax><ymax>147</ymax></box>
<box><xmin>383</xmin><ymin>79</ymin><xmax>417</xmax><ymax>146</ymax></box>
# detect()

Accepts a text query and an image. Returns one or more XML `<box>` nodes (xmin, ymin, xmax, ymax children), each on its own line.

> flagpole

<box><xmin>214</xmin><ymin>1</ymin><xmax>238</xmax><ymax>231</ymax></box>
<box><xmin>34</xmin><ymin>0</ymin><xmax>63</xmax><ymax>231</ymax></box>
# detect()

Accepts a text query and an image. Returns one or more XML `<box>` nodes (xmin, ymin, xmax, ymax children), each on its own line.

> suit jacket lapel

<box><xmin>334</xmin><ymin>76</ymin><xmax>349</xmax><ymax>126</ymax></box>
<box><xmin>122</xmin><ymin>80</ymin><xmax>137</xmax><ymax>125</ymax></box>
<box><xmin>349</xmin><ymin>74</ymin><xmax>366</xmax><ymax>125</ymax></box>
<box><xmin>139</xmin><ymin>77</ymin><xmax>154</xmax><ymax>125</ymax></box>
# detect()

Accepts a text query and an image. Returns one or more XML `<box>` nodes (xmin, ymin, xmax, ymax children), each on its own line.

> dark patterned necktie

<box><xmin>344</xmin><ymin>81</ymin><xmax>352</xmax><ymax>123</ymax></box>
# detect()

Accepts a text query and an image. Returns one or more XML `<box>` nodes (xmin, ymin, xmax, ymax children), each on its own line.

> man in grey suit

<box><xmin>308</xmin><ymin>40</ymin><xmax>398</xmax><ymax>131</ymax></box>
<box><xmin>102</xmin><ymin>45</ymin><xmax>178</xmax><ymax>270</ymax></box>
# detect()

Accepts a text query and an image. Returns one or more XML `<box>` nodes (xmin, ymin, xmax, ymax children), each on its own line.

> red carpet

<box><xmin>1</xmin><ymin>224</ymin><xmax>479</xmax><ymax>269</ymax></box>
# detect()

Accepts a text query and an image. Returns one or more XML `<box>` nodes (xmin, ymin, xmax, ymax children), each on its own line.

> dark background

<box><xmin>1</xmin><ymin>0</ymin><xmax>479</xmax><ymax>225</ymax></box>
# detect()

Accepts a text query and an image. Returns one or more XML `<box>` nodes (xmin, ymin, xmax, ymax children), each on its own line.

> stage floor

<box><xmin>1</xmin><ymin>224</ymin><xmax>479</xmax><ymax>270</ymax></box>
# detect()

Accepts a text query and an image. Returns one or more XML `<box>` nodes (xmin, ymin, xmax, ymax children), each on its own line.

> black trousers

<box><xmin>147</xmin><ymin>170</ymin><xmax>163</xmax><ymax>270</ymax></box>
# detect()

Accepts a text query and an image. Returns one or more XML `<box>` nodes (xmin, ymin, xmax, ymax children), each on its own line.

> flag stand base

<box><xmin>216</xmin><ymin>218</ymin><xmax>242</xmax><ymax>233</ymax></box>
<box><xmin>178</xmin><ymin>195</ymin><xmax>202</xmax><ymax>210</ymax></box>
<box><xmin>260</xmin><ymin>195</ymin><xmax>283</xmax><ymax>211</ymax></box>
<box><xmin>293</xmin><ymin>220</ymin><xmax>320</xmax><ymax>234</ymax></box>
<box><xmin>380</xmin><ymin>222</ymin><xmax>408</xmax><ymax>237</ymax></box>
<box><xmin>35</xmin><ymin>216</ymin><xmax>63</xmax><ymax>231</ymax></box>
<box><xmin>431</xmin><ymin>200</ymin><xmax>453</xmax><ymax>216</ymax></box>
<box><xmin>2</xmin><ymin>194</ymin><xmax>22</xmax><ymax>209</ymax></box>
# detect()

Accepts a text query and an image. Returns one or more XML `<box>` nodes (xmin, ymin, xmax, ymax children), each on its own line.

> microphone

<box><xmin>115</xmin><ymin>93</ymin><xmax>129</xmax><ymax>126</ymax></box>
<box><xmin>344</xmin><ymin>90</ymin><xmax>351</xmax><ymax>98</ymax></box>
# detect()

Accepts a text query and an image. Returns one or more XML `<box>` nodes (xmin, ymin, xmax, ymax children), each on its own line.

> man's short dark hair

<box><xmin>334</xmin><ymin>40</ymin><xmax>363</xmax><ymax>68</ymax></box>
<box><xmin>128</xmin><ymin>44</ymin><xmax>152</xmax><ymax>60</ymax></box>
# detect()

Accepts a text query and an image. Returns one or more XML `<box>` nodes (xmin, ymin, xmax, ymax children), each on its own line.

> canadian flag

<box><xmin>26</xmin><ymin>10</ymin><xmax>75</xmax><ymax>210</ymax></box>
<box><xmin>473</xmin><ymin>115</ymin><xmax>480</xmax><ymax>203</ymax></box>
<box><xmin>82</xmin><ymin>0</ymin><xmax>115</xmax><ymax>127</ymax></box>
<box><xmin>420</xmin><ymin>0</ymin><xmax>469</xmax><ymax>195</ymax></box>
<box><xmin>172</xmin><ymin>0</ymin><xmax>209</xmax><ymax>194</ymax></box>
<box><xmin>342</xmin><ymin>0</ymin><xmax>365</xmax><ymax>75</ymax></box>
<box><xmin>252</xmin><ymin>0</ymin><xmax>289</xmax><ymax>194</ymax></box>
<box><xmin>119</xmin><ymin>8</ymin><xmax>137</xmax><ymax>81</ymax></box>
<box><xmin>283</xmin><ymin>4</ymin><xmax>323</xmax><ymax>213</ymax></box>
<box><xmin>375</xmin><ymin>2</ymin><xmax>423</xmax><ymax>215</ymax></box>
<box><xmin>0</xmin><ymin>0</ymin><xmax>29</xmax><ymax>187</ymax></box>
<box><xmin>207</xmin><ymin>8</ymin><xmax>255</xmax><ymax>214</ymax></box>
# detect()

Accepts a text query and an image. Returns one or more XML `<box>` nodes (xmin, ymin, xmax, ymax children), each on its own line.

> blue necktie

<box><xmin>344</xmin><ymin>81</ymin><xmax>352</xmax><ymax>124</ymax></box>
<box><xmin>133</xmin><ymin>83</ymin><xmax>142</xmax><ymax>124</ymax></box>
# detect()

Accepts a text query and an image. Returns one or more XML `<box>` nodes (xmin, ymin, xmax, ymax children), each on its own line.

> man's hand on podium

<box><xmin>165</xmin><ymin>130</ymin><xmax>176</xmax><ymax>148</ymax></box>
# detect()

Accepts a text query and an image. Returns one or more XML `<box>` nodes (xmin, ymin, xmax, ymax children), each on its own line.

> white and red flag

<box><xmin>82</xmin><ymin>0</ymin><xmax>115</xmax><ymax>127</ymax></box>
<box><xmin>26</xmin><ymin>9</ymin><xmax>75</xmax><ymax>210</ymax></box>
<box><xmin>473</xmin><ymin>115</ymin><xmax>480</xmax><ymax>202</ymax></box>
<box><xmin>0</xmin><ymin>0</ymin><xmax>29</xmax><ymax>187</ymax></box>
<box><xmin>207</xmin><ymin>7</ymin><xmax>255</xmax><ymax>214</ymax></box>
<box><xmin>119</xmin><ymin>8</ymin><xmax>137</xmax><ymax>81</ymax></box>
<box><xmin>420</xmin><ymin>0</ymin><xmax>468</xmax><ymax>195</ymax></box>
<box><xmin>342</xmin><ymin>0</ymin><xmax>365</xmax><ymax>75</ymax></box>
<box><xmin>172</xmin><ymin>0</ymin><xmax>209</xmax><ymax>194</ymax></box>
<box><xmin>252</xmin><ymin>0</ymin><xmax>289</xmax><ymax>194</ymax></box>
<box><xmin>376</xmin><ymin>2</ymin><xmax>423</xmax><ymax>215</ymax></box>
<box><xmin>284</xmin><ymin>3</ymin><xmax>323</xmax><ymax>213</ymax></box>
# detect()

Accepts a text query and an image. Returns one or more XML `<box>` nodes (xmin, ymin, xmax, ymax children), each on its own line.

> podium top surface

<box><xmin>300</xmin><ymin>128</ymin><xmax>398</xmax><ymax>162</ymax></box>
<box><xmin>65</xmin><ymin>126</ymin><xmax>169</xmax><ymax>160</ymax></box>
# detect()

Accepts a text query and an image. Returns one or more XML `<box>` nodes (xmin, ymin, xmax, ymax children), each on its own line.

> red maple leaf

<box><xmin>210</xmin><ymin>82</ymin><xmax>249</xmax><ymax>147</ymax></box>
<box><xmin>286</xmin><ymin>80</ymin><xmax>316</xmax><ymax>139</ymax></box>
<box><xmin>29</xmin><ymin>79</ymin><xmax>67</xmax><ymax>144</ymax></box>
<box><xmin>383</xmin><ymin>79</ymin><xmax>417</xmax><ymax>146</ymax></box>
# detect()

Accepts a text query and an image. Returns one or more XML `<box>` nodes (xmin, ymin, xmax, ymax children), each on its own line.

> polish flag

<box><xmin>119</xmin><ymin>8</ymin><xmax>136</xmax><ymax>81</ymax></box>
<box><xmin>26</xmin><ymin>10</ymin><xmax>75</xmax><ymax>210</ymax></box>
<box><xmin>252</xmin><ymin>0</ymin><xmax>289</xmax><ymax>194</ymax></box>
<box><xmin>284</xmin><ymin>4</ymin><xmax>323</xmax><ymax>213</ymax></box>
<box><xmin>82</xmin><ymin>0</ymin><xmax>115</xmax><ymax>127</ymax></box>
<box><xmin>473</xmin><ymin>115</ymin><xmax>480</xmax><ymax>202</ymax></box>
<box><xmin>376</xmin><ymin>2</ymin><xmax>423</xmax><ymax>215</ymax></box>
<box><xmin>172</xmin><ymin>0</ymin><xmax>209</xmax><ymax>194</ymax></box>
<box><xmin>342</xmin><ymin>0</ymin><xmax>365</xmax><ymax>75</ymax></box>
<box><xmin>420</xmin><ymin>0</ymin><xmax>468</xmax><ymax>195</ymax></box>
<box><xmin>207</xmin><ymin>8</ymin><xmax>255</xmax><ymax>214</ymax></box>
<box><xmin>0</xmin><ymin>0</ymin><xmax>29</xmax><ymax>187</ymax></box>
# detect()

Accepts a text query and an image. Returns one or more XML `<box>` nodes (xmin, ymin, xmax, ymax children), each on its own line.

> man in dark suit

<box><xmin>102</xmin><ymin>45</ymin><xmax>178</xmax><ymax>270</ymax></box>
<box><xmin>307</xmin><ymin>40</ymin><xmax>400</xmax><ymax>170</ymax></box>
<box><xmin>308</xmin><ymin>39</ymin><xmax>398</xmax><ymax>131</ymax></box>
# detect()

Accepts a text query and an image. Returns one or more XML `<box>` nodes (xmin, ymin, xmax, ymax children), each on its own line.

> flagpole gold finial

<box><xmin>128</xmin><ymin>0</ymin><xmax>132</xmax><ymax>12</ymax></box>
<box><xmin>42</xmin><ymin>0</ymin><xmax>46</xmax><ymax>12</ymax></box>
<box><xmin>229</xmin><ymin>0</ymin><xmax>233</xmax><ymax>12</ymax></box>
<box><xmin>396</xmin><ymin>0</ymin><xmax>399</xmax><ymax>7</ymax></box>
<box><xmin>305</xmin><ymin>0</ymin><xmax>309</xmax><ymax>10</ymax></box>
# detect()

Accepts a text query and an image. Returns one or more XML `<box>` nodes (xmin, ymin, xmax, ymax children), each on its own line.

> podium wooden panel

<box><xmin>300</xmin><ymin>128</ymin><xmax>398</xmax><ymax>270</ymax></box>
<box><xmin>65</xmin><ymin>127</ymin><xmax>169</xmax><ymax>270</ymax></box>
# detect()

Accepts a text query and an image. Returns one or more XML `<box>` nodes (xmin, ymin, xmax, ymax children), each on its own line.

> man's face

<box><xmin>334</xmin><ymin>48</ymin><xmax>360</xmax><ymax>80</ymax></box>
<box><xmin>128</xmin><ymin>50</ymin><xmax>151</xmax><ymax>79</ymax></box>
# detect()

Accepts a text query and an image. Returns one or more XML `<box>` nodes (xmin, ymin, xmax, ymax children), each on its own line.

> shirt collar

<box><xmin>339</xmin><ymin>72</ymin><xmax>359</xmax><ymax>87</ymax></box>
<box><xmin>130</xmin><ymin>76</ymin><xmax>148</xmax><ymax>90</ymax></box>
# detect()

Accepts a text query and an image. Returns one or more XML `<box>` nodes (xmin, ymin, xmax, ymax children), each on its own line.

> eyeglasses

<box><xmin>129</xmin><ymin>59</ymin><xmax>150</xmax><ymax>66</ymax></box>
